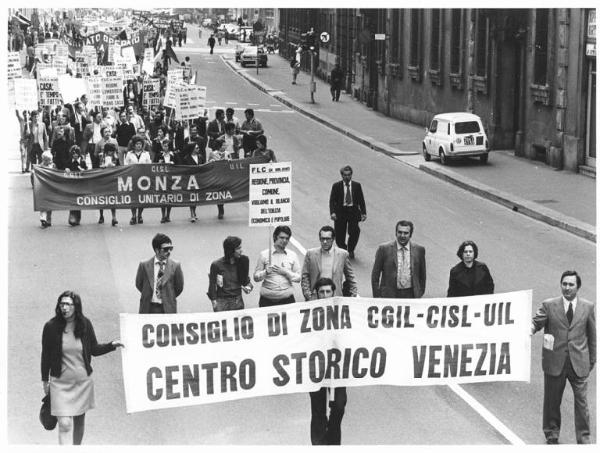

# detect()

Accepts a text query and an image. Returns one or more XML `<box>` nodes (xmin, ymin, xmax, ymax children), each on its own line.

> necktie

<box><xmin>345</xmin><ymin>182</ymin><xmax>352</xmax><ymax>205</ymax></box>
<box><xmin>566</xmin><ymin>302</ymin><xmax>573</xmax><ymax>325</ymax></box>
<box><xmin>156</xmin><ymin>261</ymin><xmax>165</xmax><ymax>299</ymax></box>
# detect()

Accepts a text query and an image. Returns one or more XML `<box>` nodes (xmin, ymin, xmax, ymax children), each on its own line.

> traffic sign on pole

<box><xmin>320</xmin><ymin>32</ymin><xmax>330</xmax><ymax>43</ymax></box>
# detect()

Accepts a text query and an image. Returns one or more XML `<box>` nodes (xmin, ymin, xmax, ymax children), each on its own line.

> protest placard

<box><xmin>167</xmin><ymin>68</ymin><xmax>184</xmax><ymax>85</ymax></box>
<box><xmin>86</xmin><ymin>76</ymin><xmax>103</xmax><ymax>108</ymax></box>
<box><xmin>249</xmin><ymin>162</ymin><xmax>292</xmax><ymax>226</ymax></box>
<box><xmin>101</xmin><ymin>76</ymin><xmax>124</xmax><ymax>108</ymax></box>
<box><xmin>121</xmin><ymin>46</ymin><xmax>137</xmax><ymax>65</ymax></box>
<box><xmin>7</xmin><ymin>52</ymin><xmax>22</xmax><ymax>79</ymax></box>
<box><xmin>142</xmin><ymin>48</ymin><xmax>155</xmax><ymax>75</ymax></box>
<box><xmin>83</xmin><ymin>45</ymin><xmax>98</xmax><ymax>65</ymax></box>
<box><xmin>176</xmin><ymin>85</ymin><xmax>206</xmax><ymax>121</ymax></box>
<box><xmin>37</xmin><ymin>77</ymin><xmax>62</xmax><ymax>107</ymax></box>
<box><xmin>142</xmin><ymin>78</ymin><xmax>161</xmax><ymax>109</ymax></box>
<box><xmin>13</xmin><ymin>79</ymin><xmax>38</xmax><ymax>111</ymax></box>
<box><xmin>163</xmin><ymin>81</ymin><xmax>185</xmax><ymax>109</ymax></box>
<box><xmin>119</xmin><ymin>290</ymin><xmax>532</xmax><ymax>413</ymax></box>
<box><xmin>36</xmin><ymin>64</ymin><xmax>58</xmax><ymax>78</ymax></box>
<box><xmin>58</xmin><ymin>74</ymin><xmax>87</xmax><ymax>104</ymax></box>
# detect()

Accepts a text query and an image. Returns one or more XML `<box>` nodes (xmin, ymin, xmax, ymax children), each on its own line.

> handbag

<box><xmin>39</xmin><ymin>393</ymin><xmax>57</xmax><ymax>431</ymax></box>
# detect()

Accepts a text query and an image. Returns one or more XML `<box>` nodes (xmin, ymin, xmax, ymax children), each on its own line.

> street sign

<box><xmin>374</xmin><ymin>34</ymin><xmax>386</xmax><ymax>40</ymax></box>
<box><xmin>320</xmin><ymin>32</ymin><xmax>330</xmax><ymax>43</ymax></box>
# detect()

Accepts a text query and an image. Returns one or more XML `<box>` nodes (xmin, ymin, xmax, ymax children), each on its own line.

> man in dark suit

<box><xmin>371</xmin><ymin>220</ymin><xmax>426</xmax><ymax>298</ymax></box>
<box><xmin>531</xmin><ymin>270</ymin><xmax>596</xmax><ymax>444</ymax></box>
<box><xmin>206</xmin><ymin>108</ymin><xmax>226</xmax><ymax>150</ymax></box>
<box><xmin>135</xmin><ymin>233</ymin><xmax>184</xmax><ymax>314</ymax></box>
<box><xmin>329</xmin><ymin>165</ymin><xmax>367</xmax><ymax>259</ymax></box>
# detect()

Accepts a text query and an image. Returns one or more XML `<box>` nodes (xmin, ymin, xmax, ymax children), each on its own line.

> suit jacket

<box><xmin>135</xmin><ymin>257</ymin><xmax>184</xmax><ymax>314</ymax></box>
<box><xmin>371</xmin><ymin>240</ymin><xmax>426</xmax><ymax>298</ymax></box>
<box><xmin>301</xmin><ymin>247</ymin><xmax>357</xmax><ymax>300</ymax></box>
<box><xmin>206</xmin><ymin>119</ymin><xmax>226</xmax><ymax>149</ymax></box>
<box><xmin>532</xmin><ymin>296</ymin><xmax>596</xmax><ymax>377</ymax></box>
<box><xmin>329</xmin><ymin>180</ymin><xmax>367</xmax><ymax>217</ymax></box>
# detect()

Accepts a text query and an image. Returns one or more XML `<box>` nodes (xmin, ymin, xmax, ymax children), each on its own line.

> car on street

<box><xmin>422</xmin><ymin>112</ymin><xmax>490</xmax><ymax>164</ymax></box>
<box><xmin>218</xmin><ymin>23</ymin><xmax>239</xmax><ymax>39</ymax></box>
<box><xmin>240</xmin><ymin>45</ymin><xmax>268</xmax><ymax>67</ymax></box>
<box><xmin>235</xmin><ymin>43</ymin><xmax>252</xmax><ymax>62</ymax></box>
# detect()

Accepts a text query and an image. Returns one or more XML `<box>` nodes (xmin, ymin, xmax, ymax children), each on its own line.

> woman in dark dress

<box><xmin>447</xmin><ymin>240</ymin><xmax>494</xmax><ymax>297</ymax></box>
<box><xmin>41</xmin><ymin>290</ymin><xmax>122</xmax><ymax>444</ymax></box>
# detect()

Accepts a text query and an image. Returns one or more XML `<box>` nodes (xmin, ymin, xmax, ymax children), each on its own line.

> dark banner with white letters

<box><xmin>32</xmin><ymin>157</ymin><xmax>269</xmax><ymax>211</ymax></box>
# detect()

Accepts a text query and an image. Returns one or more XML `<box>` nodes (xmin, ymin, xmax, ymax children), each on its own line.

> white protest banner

<box><xmin>176</xmin><ymin>85</ymin><xmax>206</xmax><ymax>121</ymax></box>
<box><xmin>13</xmin><ymin>79</ymin><xmax>38</xmax><ymax>111</ymax></box>
<box><xmin>86</xmin><ymin>76</ymin><xmax>104</xmax><ymax>108</ymax></box>
<box><xmin>58</xmin><ymin>74</ymin><xmax>87</xmax><ymax>104</ymax></box>
<box><xmin>37</xmin><ymin>64</ymin><xmax>58</xmax><ymax>78</ymax></box>
<box><xmin>83</xmin><ymin>45</ymin><xmax>98</xmax><ymax>65</ymax></box>
<box><xmin>37</xmin><ymin>77</ymin><xmax>63</xmax><ymax>107</ymax></box>
<box><xmin>249</xmin><ymin>162</ymin><xmax>292</xmax><ymax>226</ymax></box>
<box><xmin>142</xmin><ymin>78</ymin><xmax>161</xmax><ymax>108</ymax></box>
<box><xmin>121</xmin><ymin>46</ymin><xmax>137</xmax><ymax>65</ymax></box>
<box><xmin>7</xmin><ymin>52</ymin><xmax>22</xmax><ymax>79</ymax></box>
<box><xmin>167</xmin><ymin>68</ymin><xmax>184</xmax><ymax>85</ymax></box>
<box><xmin>120</xmin><ymin>290</ymin><xmax>532</xmax><ymax>413</ymax></box>
<box><xmin>142</xmin><ymin>48</ymin><xmax>155</xmax><ymax>75</ymax></box>
<box><xmin>101</xmin><ymin>76</ymin><xmax>124</xmax><ymax>108</ymax></box>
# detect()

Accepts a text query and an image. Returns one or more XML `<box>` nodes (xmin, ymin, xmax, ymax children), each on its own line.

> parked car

<box><xmin>422</xmin><ymin>112</ymin><xmax>490</xmax><ymax>164</ymax></box>
<box><xmin>235</xmin><ymin>43</ymin><xmax>252</xmax><ymax>62</ymax></box>
<box><xmin>240</xmin><ymin>46</ymin><xmax>268</xmax><ymax>67</ymax></box>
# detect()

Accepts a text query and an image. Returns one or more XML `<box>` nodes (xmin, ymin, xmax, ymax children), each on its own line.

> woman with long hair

<box><xmin>41</xmin><ymin>290</ymin><xmax>123</xmax><ymax>445</ymax></box>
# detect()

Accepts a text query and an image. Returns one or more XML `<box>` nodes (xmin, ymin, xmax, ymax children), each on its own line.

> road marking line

<box><xmin>225</xmin><ymin>102</ymin><xmax>238</xmax><ymax>105</ymax></box>
<box><xmin>248</xmin><ymin>103</ymin><xmax>260</xmax><ymax>106</ymax></box>
<box><xmin>289</xmin><ymin>235</ymin><xmax>525</xmax><ymax>446</ymax></box>
<box><xmin>448</xmin><ymin>384</ymin><xmax>525</xmax><ymax>445</ymax></box>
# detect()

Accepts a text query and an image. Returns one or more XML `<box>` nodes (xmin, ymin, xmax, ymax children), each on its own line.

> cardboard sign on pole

<box><xmin>37</xmin><ymin>77</ymin><xmax>63</xmax><ymax>107</ymax></box>
<box><xmin>7</xmin><ymin>52</ymin><xmax>22</xmax><ymax>79</ymax></box>
<box><xmin>249</xmin><ymin>162</ymin><xmax>292</xmax><ymax>227</ymax></box>
<box><xmin>13</xmin><ymin>78</ymin><xmax>39</xmax><ymax>111</ymax></box>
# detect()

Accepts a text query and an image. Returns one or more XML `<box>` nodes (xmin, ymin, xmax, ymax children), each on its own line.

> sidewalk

<box><xmin>224</xmin><ymin>52</ymin><xmax>596</xmax><ymax>242</ymax></box>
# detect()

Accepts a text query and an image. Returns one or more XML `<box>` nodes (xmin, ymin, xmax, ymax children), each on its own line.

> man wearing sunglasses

<box><xmin>135</xmin><ymin>233</ymin><xmax>184</xmax><ymax>314</ymax></box>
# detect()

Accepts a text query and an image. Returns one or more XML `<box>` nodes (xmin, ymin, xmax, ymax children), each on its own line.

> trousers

<box><xmin>543</xmin><ymin>355</ymin><xmax>591</xmax><ymax>444</ymax></box>
<box><xmin>334</xmin><ymin>206</ymin><xmax>361</xmax><ymax>252</ymax></box>
<box><xmin>309</xmin><ymin>387</ymin><xmax>347</xmax><ymax>445</ymax></box>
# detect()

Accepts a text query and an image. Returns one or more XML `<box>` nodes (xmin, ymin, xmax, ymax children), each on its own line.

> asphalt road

<box><xmin>6</xmin><ymin>23</ymin><xmax>596</xmax><ymax>446</ymax></box>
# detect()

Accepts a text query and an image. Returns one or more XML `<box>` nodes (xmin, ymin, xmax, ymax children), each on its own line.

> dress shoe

<box><xmin>218</xmin><ymin>213</ymin><xmax>224</xmax><ymax>219</ymax></box>
<box><xmin>130</xmin><ymin>217</ymin><xmax>137</xmax><ymax>225</ymax></box>
<box><xmin>98</xmin><ymin>216</ymin><xmax>104</xmax><ymax>224</ymax></box>
<box><xmin>112</xmin><ymin>219</ymin><xmax>118</xmax><ymax>227</ymax></box>
<box><xmin>40</xmin><ymin>220</ymin><xmax>48</xmax><ymax>228</ymax></box>
<box><xmin>190</xmin><ymin>217</ymin><xmax>196</xmax><ymax>223</ymax></box>
<box><xmin>546</xmin><ymin>438</ymin><xmax>559</xmax><ymax>444</ymax></box>
<box><xmin>165</xmin><ymin>217</ymin><xmax>171</xmax><ymax>223</ymax></box>
<box><xmin>160</xmin><ymin>217</ymin><xmax>167</xmax><ymax>224</ymax></box>
<box><xmin>137</xmin><ymin>216</ymin><xmax>143</xmax><ymax>224</ymax></box>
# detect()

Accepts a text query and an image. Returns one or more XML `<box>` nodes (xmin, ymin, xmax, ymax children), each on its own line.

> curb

<box><xmin>419</xmin><ymin>164</ymin><xmax>596</xmax><ymax>243</ymax></box>
<box><xmin>224</xmin><ymin>58</ymin><xmax>417</xmax><ymax>157</ymax></box>
<box><xmin>226</xmin><ymin>58</ymin><xmax>596</xmax><ymax>243</ymax></box>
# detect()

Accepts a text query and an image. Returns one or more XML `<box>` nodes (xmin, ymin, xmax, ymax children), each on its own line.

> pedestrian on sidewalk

<box><xmin>291</xmin><ymin>56</ymin><xmax>300</xmax><ymax>84</ymax></box>
<box><xmin>41</xmin><ymin>290</ymin><xmax>123</xmax><ymax>445</ymax></box>
<box><xmin>330</xmin><ymin>62</ymin><xmax>344</xmax><ymax>101</ymax></box>
<box><xmin>135</xmin><ymin>233</ymin><xmax>184</xmax><ymax>314</ymax></box>
<box><xmin>531</xmin><ymin>270</ymin><xmax>596</xmax><ymax>444</ymax></box>
<box><xmin>208</xmin><ymin>35</ymin><xmax>215</xmax><ymax>54</ymax></box>
<box><xmin>329</xmin><ymin>165</ymin><xmax>366</xmax><ymax>259</ymax></box>
<box><xmin>253</xmin><ymin>225</ymin><xmax>301</xmax><ymax>307</ymax></box>
<box><xmin>207</xmin><ymin>236</ymin><xmax>253</xmax><ymax>312</ymax></box>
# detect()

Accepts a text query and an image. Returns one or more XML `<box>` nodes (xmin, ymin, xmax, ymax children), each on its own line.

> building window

<box><xmin>429</xmin><ymin>9</ymin><xmax>443</xmax><ymax>85</ymax></box>
<box><xmin>533</xmin><ymin>9</ymin><xmax>549</xmax><ymax>85</ymax></box>
<box><xmin>408</xmin><ymin>9</ymin><xmax>422</xmax><ymax>81</ymax></box>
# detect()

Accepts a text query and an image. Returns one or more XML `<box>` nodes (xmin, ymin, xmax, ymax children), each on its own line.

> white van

<box><xmin>423</xmin><ymin>112</ymin><xmax>490</xmax><ymax>164</ymax></box>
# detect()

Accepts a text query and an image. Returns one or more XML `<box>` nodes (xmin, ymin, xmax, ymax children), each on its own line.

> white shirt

<box><xmin>562</xmin><ymin>296</ymin><xmax>578</xmax><ymax>314</ymax></box>
<box><xmin>320</xmin><ymin>248</ymin><xmax>334</xmax><ymax>280</ymax></box>
<box><xmin>92</xmin><ymin>122</ymin><xmax>102</xmax><ymax>144</ymax></box>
